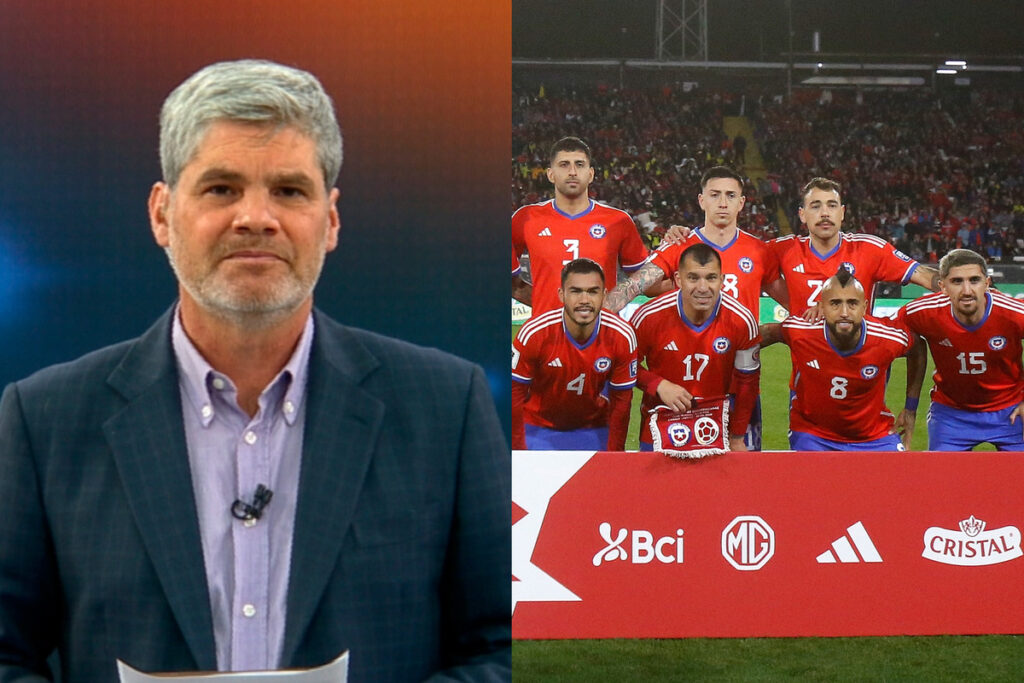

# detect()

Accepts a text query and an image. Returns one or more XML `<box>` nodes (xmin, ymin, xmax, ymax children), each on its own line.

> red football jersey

<box><xmin>511</xmin><ymin>199</ymin><xmax>649</xmax><ymax>315</ymax></box>
<box><xmin>630</xmin><ymin>291</ymin><xmax>760</xmax><ymax>444</ymax></box>
<box><xmin>897</xmin><ymin>290</ymin><xmax>1024</xmax><ymax>412</ymax></box>
<box><xmin>512</xmin><ymin>309</ymin><xmax>638</xmax><ymax>430</ymax></box>
<box><xmin>782</xmin><ymin>315</ymin><xmax>911</xmax><ymax>442</ymax></box>
<box><xmin>770</xmin><ymin>233</ymin><xmax>918</xmax><ymax>316</ymax></box>
<box><xmin>650</xmin><ymin>228</ymin><xmax>780</xmax><ymax>316</ymax></box>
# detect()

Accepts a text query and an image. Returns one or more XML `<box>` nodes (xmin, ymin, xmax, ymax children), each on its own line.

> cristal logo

<box><xmin>592</xmin><ymin>522</ymin><xmax>685</xmax><ymax>566</ymax></box>
<box><xmin>722</xmin><ymin>515</ymin><xmax>775</xmax><ymax>570</ymax></box>
<box><xmin>922</xmin><ymin>515</ymin><xmax>1023</xmax><ymax>566</ymax></box>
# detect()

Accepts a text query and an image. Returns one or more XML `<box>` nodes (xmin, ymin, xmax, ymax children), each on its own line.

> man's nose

<box><xmin>233</xmin><ymin>191</ymin><xmax>280</xmax><ymax>235</ymax></box>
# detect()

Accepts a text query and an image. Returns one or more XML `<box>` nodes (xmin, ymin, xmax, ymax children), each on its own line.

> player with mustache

<box><xmin>512</xmin><ymin>258</ymin><xmax>637</xmax><ymax>450</ymax></box>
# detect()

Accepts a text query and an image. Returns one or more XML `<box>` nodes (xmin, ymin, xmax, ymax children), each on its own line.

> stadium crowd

<box><xmin>512</xmin><ymin>84</ymin><xmax>1024</xmax><ymax>263</ymax></box>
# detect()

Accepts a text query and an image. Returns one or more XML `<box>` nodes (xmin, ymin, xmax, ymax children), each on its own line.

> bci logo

<box><xmin>592</xmin><ymin>522</ymin><xmax>685</xmax><ymax>566</ymax></box>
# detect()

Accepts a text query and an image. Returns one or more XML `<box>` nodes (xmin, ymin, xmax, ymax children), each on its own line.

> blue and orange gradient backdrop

<box><xmin>0</xmin><ymin>1</ymin><xmax>511</xmax><ymax>432</ymax></box>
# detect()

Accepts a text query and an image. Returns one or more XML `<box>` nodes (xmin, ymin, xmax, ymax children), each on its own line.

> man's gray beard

<box><xmin>164</xmin><ymin>246</ymin><xmax>323</xmax><ymax>331</ymax></box>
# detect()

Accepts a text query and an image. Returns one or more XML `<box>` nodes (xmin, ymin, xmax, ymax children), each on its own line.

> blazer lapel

<box><xmin>281</xmin><ymin>313</ymin><xmax>385</xmax><ymax>665</ymax></box>
<box><xmin>103</xmin><ymin>311</ymin><xmax>217</xmax><ymax>671</ymax></box>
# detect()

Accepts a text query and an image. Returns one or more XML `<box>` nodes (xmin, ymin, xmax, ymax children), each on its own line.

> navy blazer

<box><xmin>0</xmin><ymin>309</ymin><xmax>510</xmax><ymax>682</ymax></box>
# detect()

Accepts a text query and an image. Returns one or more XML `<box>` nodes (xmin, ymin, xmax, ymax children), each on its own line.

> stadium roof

<box><xmin>513</xmin><ymin>0</ymin><xmax>1023</xmax><ymax>63</ymax></box>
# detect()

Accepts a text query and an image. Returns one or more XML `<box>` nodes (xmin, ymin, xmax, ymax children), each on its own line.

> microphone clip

<box><xmin>231</xmin><ymin>484</ymin><xmax>273</xmax><ymax>521</ymax></box>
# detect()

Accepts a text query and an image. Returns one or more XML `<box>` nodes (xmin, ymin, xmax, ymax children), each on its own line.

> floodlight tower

<box><xmin>656</xmin><ymin>0</ymin><xmax>708</xmax><ymax>61</ymax></box>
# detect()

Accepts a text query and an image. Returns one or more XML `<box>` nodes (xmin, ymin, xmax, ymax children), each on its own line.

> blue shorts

<box><xmin>927</xmin><ymin>401</ymin><xmax>1024</xmax><ymax>451</ymax></box>
<box><xmin>789</xmin><ymin>430</ymin><xmax>905</xmax><ymax>452</ymax></box>
<box><xmin>524</xmin><ymin>423</ymin><xmax>608</xmax><ymax>450</ymax></box>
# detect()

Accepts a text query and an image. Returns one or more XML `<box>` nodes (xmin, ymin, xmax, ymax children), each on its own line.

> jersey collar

<box><xmin>824</xmin><ymin>318</ymin><xmax>866</xmax><ymax>357</ymax></box>
<box><xmin>551</xmin><ymin>198</ymin><xmax>595</xmax><ymax>220</ymax></box>
<box><xmin>809</xmin><ymin>233</ymin><xmax>844</xmax><ymax>261</ymax></box>
<box><xmin>696</xmin><ymin>227</ymin><xmax>739</xmax><ymax>251</ymax></box>
<box><xmin>949</xmin><ymin>291</ymin><xmax>992</xmax><ymax>331</ymax></box>
<box><xmin>676</xmin><ymin>290</ymin><xmax>720</xmax><ymax>332</ymax></box>
<box><xmin>562</xmin><ymin>311</ymin><xmax>601</xmax><ymax>350</ymax></box>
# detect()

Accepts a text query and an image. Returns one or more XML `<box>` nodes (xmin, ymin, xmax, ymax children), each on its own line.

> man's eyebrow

<box><xmin>271</xmin><ymin>171</ymin><xmax>317</xmax><ymax>189</ymax></box>
<box><xmin>194</xmin><ymin>167</ymin><xmax>246</xmax><ymax>185</ymax></box>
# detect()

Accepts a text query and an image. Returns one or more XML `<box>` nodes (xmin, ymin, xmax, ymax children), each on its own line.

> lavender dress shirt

<box><xmin>171</xmin><ymin>311</ymin><xmax>313</xmax><ymax>671</ymax></box>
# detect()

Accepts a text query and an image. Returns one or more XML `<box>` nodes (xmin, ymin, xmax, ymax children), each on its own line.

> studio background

<box><xmin>0</xmin><ymin>0</ymin><xmax>511</xmax><ymax>433</ymax></box>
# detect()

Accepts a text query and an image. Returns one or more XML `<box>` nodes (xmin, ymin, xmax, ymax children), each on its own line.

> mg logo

<box><xmin>722</xmin><ymin>515</ymin><xmax>775</xmax><ymax>570</ymax></box>
<box><xmin>592</xmin><ymin>522</ymin><xmax>685</xmax><ymax>566</ymax></box>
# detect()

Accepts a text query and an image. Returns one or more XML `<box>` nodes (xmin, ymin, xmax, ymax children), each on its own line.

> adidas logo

<box><xmin>547</xmin><ymin>358</ymin><xmax>563</xmax><ymax>367</ymax></box>
<box><xmin>939</xmin><ymin>338</ymin><xmax>953</xmax><ymax>347</ymax></box>
<box><xmin>793</xmin><ymin>263</ymin><xmax>805</xmax><ymax>273</ymax></box>
<box><xmin>538</xmin><ymin>227</ymin><xmax>552</xmax><ymax>237</ymax></box>
<box><xmin>806</xmin><ymin>359</ymin><xmax>820</xmax><ymax>369</ymax></box>
<box><xmin>816</xmin><ymin>521</ymin><xmax>882</xmax><ymax>564</ymax></box>
<box><xmin>663</xmin><ymin>341</ymin><xmax>679</xmax><ymax>351</ymax></box>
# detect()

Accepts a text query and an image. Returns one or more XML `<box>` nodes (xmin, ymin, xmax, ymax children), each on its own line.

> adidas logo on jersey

<box><xmin>538</xmin><ymin>227</ymin><xmax>552</xmax><ymax>237</ymax></box>
<box><xmin>939</xmin><ymin>338</ymin><xmax>953</xmax><ymax>347</ymax></box>
<box><xmin>806</xmin><ymin>359</ymin><xmax>820</xmax><ymax>369</ymax></box>
<box><xmin>815</xmin><ymin>520</ymin><xmax>880</xmax><ymax>565</ymax></box>
<box><xmin>792</xmin><ymin>263</ymin><xmax>805</xmax><ymax>273</ymax></box>
<box><xmin>816</xmin><ymin>521</ymin><xmax>882</xmax><ymax>564</ymax></box>
<box><xmin>547</xmin><ymin>357</ymin><xmax>562</xmax><ymax>367</ymax></box>
<box><xmin>663</xmin><ymin>341</ymin><xmax>679</xmax><ymax>351</ymax></box>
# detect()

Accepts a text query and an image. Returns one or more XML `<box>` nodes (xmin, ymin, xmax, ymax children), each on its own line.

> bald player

<box><xmin>762</xmin><ymin>267</ymin><xmax>925</xmax><ymax>451</ymax></box>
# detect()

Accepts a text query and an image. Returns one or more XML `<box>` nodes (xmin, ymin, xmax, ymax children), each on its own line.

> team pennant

<box><xmin>648</xmin><ymin>395</ymin><xmax>730</xmax><ymax>459</ymax></box>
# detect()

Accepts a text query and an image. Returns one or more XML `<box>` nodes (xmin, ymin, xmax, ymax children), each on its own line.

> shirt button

<box><xmin>244</xmin><ymin>431</ymin><xmax>258</xmax><ymax>445</ymax></box>
<box><xmin>284</xmin><ymin>400</ymin><xmax>295</xmax><ymax>415</ymax></box>
<box><xmin>201</xmin><ymin>405</ymin><xmax>213</xmax><ymax>419</ymax></box>
<box><xmin>212</xmin><ymin>378</ymin><xmax>226</xmax><ymax>390</ymax></box>
<box><xmin>242</xmin><ymin>604</ymin><xmax>256</xmax><ymax>618</ymax></box>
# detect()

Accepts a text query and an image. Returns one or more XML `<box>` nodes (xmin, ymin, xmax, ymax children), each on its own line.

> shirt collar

<box><xmin>171</xmin><ymin>306</ymin><xmax>315</xmax><ymax>427</ymax></box>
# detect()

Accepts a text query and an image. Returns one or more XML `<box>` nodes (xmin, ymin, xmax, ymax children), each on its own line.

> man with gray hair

<box><xmin>0</xmin><ymin>59</ymin><xmax>510</xmax><ymax>681</ymax></box>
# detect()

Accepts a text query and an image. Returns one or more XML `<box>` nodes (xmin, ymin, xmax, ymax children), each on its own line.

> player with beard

<box><xmin>771</xmin><ymin>178</ymin><xmax>939</xmax><ymax>316</ymax></box>
<box><xmin>511</xmin><ymin>136</ymin><xmax>648</xmax><ymax>316</ymax></box>
<box><xmin>512</xmin><ymin>258</ymin><xmax>637</xmax><ymax>450</ymax></box>
<box><xmin>605</xmin><ymin>165</ymin><xmax>788</xmax><ymax>451</ymax></box>
<box><xmin>630</xmin><ymin>243</ymin><xmax>760</xmax><ymax>452</ymax></box>
<box><xmin>761</xmin><ymin>267</ymin><xmax>925</xmax><ymax>451</ymax></box>
<box><xmin>896</xmin><ymin>249</ymin><xmax>1024</xmax><ymax>450</ymax></box>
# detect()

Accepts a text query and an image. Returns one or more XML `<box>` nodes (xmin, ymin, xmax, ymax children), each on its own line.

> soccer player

<box><xmin>761</xmin><ymin>268</ymin><xmax>924</xmax><ymax>451</ymax></box>
<box><xmin>605</xmin><ymin>165</ymin><xmax>786</xmax><ymax>450</ymax></box>
<box><xmin>771</xmin><ymin>178</ymin><xmax>939</xmax><ymax>316</ymax></box>
<box><xmin>630</xmin><ymin>243</ymin><xmax>760</xmax><ymax>452</ymax></box>
<box><xmin>896</xmin><ymin>249</ymin><xmax>1024</xmax><ymax>450</ymax></box>
<box><xmin>512</xmin><ymin>258</ymin><xmax>637</xmax><ymax>450</ymax></box>
<box><xmin>512</xmin><ymin>136</ymin><xmax>649</xmax><ymax>315</ymax></box>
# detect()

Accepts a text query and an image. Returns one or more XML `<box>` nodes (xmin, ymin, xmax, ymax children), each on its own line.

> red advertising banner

<box><xmin>512</xmin><ymin>451</ymin><xmax>1024</xmax><ymax>638</ymax></box>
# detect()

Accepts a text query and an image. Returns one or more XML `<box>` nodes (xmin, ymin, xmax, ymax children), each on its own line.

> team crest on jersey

<box><xmin>989</xmin><ymin>336</ymin><xmax>1007</xmax><ymax>351</ymax></box>
<box><xmin>594</xmin><ymin>356</ymin><xmax>612</xmax><ymax>372</ymax></box>
<box><xmin>712</xmin><ymin>337</ymin><xmax>731</xmax><ymax>354</ymax></box>
<box><xmin>860</xmin><ymin>365</ymin><xmax>879</xmax><ymax>379</ymax></box>
<box><xmin>668</xmin><ymin>423</ymin><xmax>692</xmax><ymax>447</ymax></box>
<box><xmin>589</xmin><ymin>224</ymin><xmax>607</xmax><ymax>239</ymax></box>
<box><xmin>738</xmin><ymin>257</ymin><xmax>754</xmax><ymax>273</ymax></box>
<box><xmin>630</xmin><ymin>359</ymin><xmax>638</xmax><ymax>377</ymax></box>
<box><xmin>894</xmin><ymin>249</ymin><xmax>912</xmax><ymax>262</ymax></box>
<box><xmin>841</xmin><ymin>261</ymin><xmax>856</xmax><ymax>275</ymax></box>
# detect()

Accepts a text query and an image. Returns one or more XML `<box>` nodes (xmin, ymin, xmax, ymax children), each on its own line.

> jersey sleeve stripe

<box><xmin>518</xmin><ymin>309</ymin><xmax>563</xmax><ymax>345</ymax></box>
<box><xmin>865</xmin><ymin>321</ymin><xmax>910</xmax><ymax>345</ymax></box>
<box><xmin>721</xmin><ymin>293</ymin><xmax>758</xmax><ymax>338</ymax></box>
<box><xmin>630</xmin><ymin>293</ymin><xmax>677</xmax><ymax>327</ymax></box>
<box><xmin>511</xmin><ymin>372</ymin><xmax>532</xmax><ymax>384</ymax></box>
<box><xmin>992</xmin><ymin>292</ymin><xmax>1024</xmax><ymax>315</ymax></box>
<box><xmin>601</xmin><ymin>313</ymin><xmax>639</xmax><ymax>350</ymax></box>
<box><xmin>608</xmin><ymin>379</ymin><xmax>637</xmax><ymax>390</ymax></box>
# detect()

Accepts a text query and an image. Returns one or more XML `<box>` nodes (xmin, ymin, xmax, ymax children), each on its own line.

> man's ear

<box><xmin>325</xmin><ymin>187</ymin><xmax>341</xmax><ymax>252</ymax></box>
<box><xmin>149</xmin><ymin>182</ymin><xmax>171</xmax><ymax>247</ymax></box>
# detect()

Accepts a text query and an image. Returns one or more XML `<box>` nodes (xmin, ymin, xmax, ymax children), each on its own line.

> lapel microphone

<box><xmin>231</xmin><ymin>484</ymin><xmax>273</xmax><ymax>521</ymax></box>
